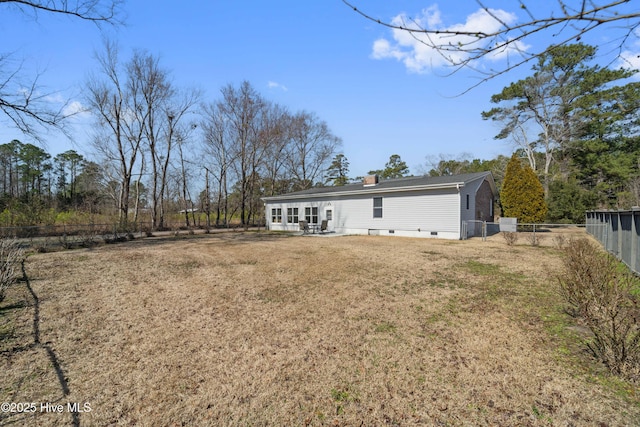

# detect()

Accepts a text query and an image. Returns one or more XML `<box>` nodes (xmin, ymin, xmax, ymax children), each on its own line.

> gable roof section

<box><xmin>262</xmin><ymin>171</ymin><xmax>495</xmax><ymax>201</ymax></box>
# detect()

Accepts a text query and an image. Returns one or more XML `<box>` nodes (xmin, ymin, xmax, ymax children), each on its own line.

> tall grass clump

<box><xmin>0</xmin><ymin>238</ymin><xmax>25</xmax><ymax>302</ymax></box>
<box><xmin>557</xmin><ymin>238</ymin><xmax>640</xmax><ymax>381</ymax></box>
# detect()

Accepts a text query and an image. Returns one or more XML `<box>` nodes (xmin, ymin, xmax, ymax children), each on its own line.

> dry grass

<box><xmin>1</xmin><ymin>231</ymin><xmax>639</xmax><ymax>426</ymax></box>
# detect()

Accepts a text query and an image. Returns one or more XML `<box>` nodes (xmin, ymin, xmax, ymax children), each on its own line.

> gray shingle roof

<box><xmin>262</xmin><ymin>171</ymin><xmax>493</xmax><ymax>201</ymax></box>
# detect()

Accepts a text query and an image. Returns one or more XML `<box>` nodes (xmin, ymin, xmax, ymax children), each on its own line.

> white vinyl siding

<box><xmin>332</xmin><ymin>190</ymin><xmax>459</xmax><ymax>233</ymax></box>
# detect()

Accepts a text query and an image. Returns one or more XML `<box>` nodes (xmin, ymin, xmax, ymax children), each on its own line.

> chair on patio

<box><xmin>299</xmin><ymin>220</ymin><xmax>310</xmax><ymax>234</ymax></box>
<box><xmin>320</xmin><ymin>219</ymin><xmax>328</xmax><ymax>234</ymax></box>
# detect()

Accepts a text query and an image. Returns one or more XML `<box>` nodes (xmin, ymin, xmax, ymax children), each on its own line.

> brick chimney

<box><xmin>363</xmin><ymin>174</ymin><xmax>379</xmax><ymax>186</ymax></box>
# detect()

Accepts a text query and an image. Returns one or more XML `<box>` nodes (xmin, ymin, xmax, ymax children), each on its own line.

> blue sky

<box><xmin>2</xmin><ymin>0</ymin><xmax>639</xmax><ymax>178</ymax></box>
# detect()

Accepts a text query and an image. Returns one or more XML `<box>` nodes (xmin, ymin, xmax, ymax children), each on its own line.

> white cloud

<box><xmin>267</xmin><ymin>81</ymin><xmax>288</xmax><ymax>91</ymax></box>
<box><xmin>617</xmin><ymin>30</ymin><xmax>640</xmax><ymax>77</ymax></box>
<box><xmin>62</xmin><ymin>100</ymin><xmax>89</xmax><ymax>118</ymax></box>
<box><xmin>371</xmin><ymin>5</ymin><xmax>526</xmax><ymax>73</ymax></box>
<box><xmin>44</xmin><ymin>93</ymin><xmax>66</xmax><ymax>104</ymax></box>
<box><xmin>619</xmin><ymin>50</ymin><xmax>640</xmax><ymax>78</ymax></box>
<box><xmin>372</xmin><ymin>38</ymin><xmax>404</xmax><ymax>60</ymax></box>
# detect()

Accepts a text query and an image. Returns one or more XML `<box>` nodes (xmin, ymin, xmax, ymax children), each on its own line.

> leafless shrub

<box><xmin>553</xmin><ymin>234</ymin><xmax>568</xmax><ymax>250</ymax></box>
<box><xmin>79</xmin><ymin>229</ymin><xmax>99</xmax><ymax>247</ymax></box>
<box><xmin>0</xmin><ymin>238</ymin><xmax>25</xmax><ymax>302</ymax></box>
<box><xmin>527</xmin><ymin>233</ymin><xmax>544</xmax><ymax>247</ymax></box>
<box><xmin>558</xmin><ymin>238</ymin><xmax>640</xmax><ymax>381</ymax></box>
<box><xmin>30</xmin><ymin>236</ymin><xmax>52</xmax><ymax>253</ymax></box>
<box><xmin>102</xmin><ymin>232</ymin><xmax>127</xmax><ymax>244</ymax></box>
<box><xmin>502</xmin><ymin>232</ymin><xmax>518</xmax><ymax>245</ymax></box>
<box><xmin>58</xmin><ymin>233</ymin><xmax>75</xmax><ymax>249</ymax></box>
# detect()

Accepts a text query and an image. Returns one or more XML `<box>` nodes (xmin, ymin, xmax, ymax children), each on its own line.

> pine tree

<box><xmin>501</xmin><ymin>153</ymin><xmax>547</xmax><ymax>223</ymax></box>
<box><xmin>326</xmin><ymin>154</ymin><xmax>350</xmax><ymax>186</ymax></box>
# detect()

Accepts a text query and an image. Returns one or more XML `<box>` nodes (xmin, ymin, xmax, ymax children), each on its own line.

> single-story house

<box><xmin>262</xmin><ymin>171</ymin><xmax>497</xmax><ymax>240</ymax></box>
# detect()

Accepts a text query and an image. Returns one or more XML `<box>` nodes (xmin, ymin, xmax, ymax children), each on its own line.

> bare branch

<box><xmin>0</xmin><ymin>53</ymin><xmax>75</xmax><ymax>141</ymax></box>
<box><xmin>344</xmin><ymin>0</ymin><xmax>640</xmax><ymax>86</ymax></box>
<box><xmin>0</xmin><ymin>0</ymin><xmax>123</xmax><ymax>24</ymax></box>
<box><xmin>0</xmin><ymin>0</ymin><xmax>123</xmax><ymax>140</ymax></box>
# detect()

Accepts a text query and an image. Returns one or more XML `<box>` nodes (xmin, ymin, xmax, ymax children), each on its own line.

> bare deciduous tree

<box><xmin>260</xmin><ymin>103</ymin><xmax>291</xmax><ymax>196</ymax></box>
<box><xmin>201</xmin><ymin>83</ymin><xmax>341</xmax><ymax>226</ymax></box>
<box><xmin>86</xmin><ymin>41</ymin><xmax>141</xmax><ymax>226</ymax></box>
<box><xmin>286</xmin><ymin>111</ymin><xmax>341</xmax><ymax>190</ymax></box>
<box><xmin>217</xmin><ymin>81</ymin><xmax>265</xmax><ymax>226</ymax></box>
<box><xmin>88</xmin><ymin>43</ymin><xmax>200</xmax><ymax>229</ymax></box>
<box><xmin>174</xmin><ymin>123</ymin><xmax>199</xmax><ymax>228</ymax></box>
<box><xmin>201</xmin><ymin>102</ymin><xmax>236</xmax><ymax>227</ymax></box>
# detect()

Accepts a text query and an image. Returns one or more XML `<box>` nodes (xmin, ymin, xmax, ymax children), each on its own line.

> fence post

<box><xmin>533</xmin><ymin>223</ymin><xmax>536</xmax><ymax>241</ymax></box>
<box><xmin>617</xmin><ymin>211</ymin><xmax>623</xmax><ymax>259</ymax></box>
<box><xmin>633</xmin><ymin>207</ymin><xmax>640</xmax><ymax>273</ymax></box>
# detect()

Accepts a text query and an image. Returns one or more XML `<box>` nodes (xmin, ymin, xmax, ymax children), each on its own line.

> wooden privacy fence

<box><xmin>586</xmin><ymin>209</ymin><xmax>640</xmax><ymax>275</ymax></box>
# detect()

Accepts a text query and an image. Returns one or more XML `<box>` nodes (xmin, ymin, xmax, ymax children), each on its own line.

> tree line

<box><xmin>0</xmin><ymin>44</ymin><xmax>342</xmax><ymax>229</ymax></box>
<box><xmin>0</xmin><ymin>140</ymin><xmax>104</xmax><ymax>225</ymax></box>
<box><xmin>3</xmin><ymin>42</ymin><xmax>640</xmax><ymax>228</ymax></box>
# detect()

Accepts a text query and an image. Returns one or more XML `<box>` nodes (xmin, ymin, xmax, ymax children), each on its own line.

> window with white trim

<box><xmin>305</xmin><ymin>207</ymin><xmax>318</xmax><ymax>224</ymax></box>
<box><xmin>287</xmin><ymin>207</ymin><xmax>299</xmax><ymax>224</ymax></box>
<box><xmin>373</xmin><ymin>197</ymin><xmax>383</xmax><ymax>218</ymax></box>
<box><xmin>271</xmin><ymin>208</ymin><xmax>282</xmax><ymax>223</ymax></box>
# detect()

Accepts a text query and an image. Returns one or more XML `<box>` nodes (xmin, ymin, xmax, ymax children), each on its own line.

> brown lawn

<box><xmin>1</xmin><ymin>230</ymin><xmax>639</xmax><ymax>426</ymax></box>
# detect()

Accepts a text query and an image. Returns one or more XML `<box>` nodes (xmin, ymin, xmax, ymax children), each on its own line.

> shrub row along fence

<box><xmin>0</xmin><ymin>223</ymin><xmax>141</xmax><ymax>252</ymax></box>
<box><xmin>0</xmin><ymin>222</ymin><xmax>264</xmax><ymax>239</ymax></box>
<box><xmin>0</xmin><ymin>222</ymin><xmax>264</xmax><ymax>251</ymax></box>
<box><xmin>0</xmin><ymin>223</ymin><xmax>142</xmax><ymax>239</ymax></box>
<box><xmin>586</xmin><ymin>209</ymin><xmax>640</xmax><ymax>275</ymax></box>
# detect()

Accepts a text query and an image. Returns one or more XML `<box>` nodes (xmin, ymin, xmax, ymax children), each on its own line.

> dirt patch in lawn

<box><xmin>1</xmin><ymin>231</ymin><xmax>638</xmax><ymax>426</ymax></box>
